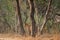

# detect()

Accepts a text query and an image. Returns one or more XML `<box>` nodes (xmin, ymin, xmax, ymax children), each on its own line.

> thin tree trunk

<box><xmin>40</xmin><ymin>0</ymin><xmax>52</xmax><ymax>33</ymax></box>
<box><xmin>16</xmin><ymin>0</ymin><xmax>25</xmax><ymax>35</ymax></box>
<box><xmin>34</xmin><ymin>0</ymin><xmax>39</xmax><ymax>35</ymax></box>
<box><xmin>28</xmin><ymin>0</ymin><xmax>37</xmax><ymax>37</ymax></box>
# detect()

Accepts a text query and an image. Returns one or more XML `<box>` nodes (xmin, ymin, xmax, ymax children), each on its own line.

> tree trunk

<box><xmin>16</xmin><ymin>0</ymin><xmax>25</xmax><ymax>35</ymax></box>
<box><xmin>28</xmin><ymin>0</ymin><xmax>37</xmax><ymax>37</ymax></box>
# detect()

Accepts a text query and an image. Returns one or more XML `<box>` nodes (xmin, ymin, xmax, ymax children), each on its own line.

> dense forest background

<box><xmin>0</xmin><ymin>0</ymin><xmax>60</xmax><ymax>37</ymax></box>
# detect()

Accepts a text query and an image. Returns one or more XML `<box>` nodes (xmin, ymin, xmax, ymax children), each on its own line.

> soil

<box><xmin>0</xmin><ymin>33</ymin><xmax>60</xmax><ymax>40</ymax></box>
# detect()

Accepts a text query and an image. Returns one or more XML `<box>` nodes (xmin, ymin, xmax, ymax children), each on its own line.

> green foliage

<box><xmin>20</xmin><ymin>0</ymin><xmax>31</xmax><ymax>25</ymax></box>
<box><xmin>52</xmin><ymin>0</ymin><xmax>60</xmax><ymax>9</ymax></box>
<box><xmin>0</xmin><ymin>0</ymin><xmax>16</xmax><ymax>32</ymax></box>
<box><xmin>0</xmin><ymin>0</ymin><xmax>60</xmax><ymax>34</ymax></box>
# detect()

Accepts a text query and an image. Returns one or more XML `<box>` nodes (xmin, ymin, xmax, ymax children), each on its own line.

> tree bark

<box><xmin>16</xmin><ymin>0</ymin><xmax>25</xmax><ymax>35</ymax></box>
<box><xmin>28</xmin><ymin>0</ymin><xmax>37</xmax><ymax>37</ymax></box>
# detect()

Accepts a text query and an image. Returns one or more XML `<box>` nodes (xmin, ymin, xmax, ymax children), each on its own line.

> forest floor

<box><xmin>0</xmin><ymin>33</ymin><xmax>60</xmax><ymax>40</ymax></box>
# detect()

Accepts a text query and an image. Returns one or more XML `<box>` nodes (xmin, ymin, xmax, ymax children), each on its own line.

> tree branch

<box><xmin>40</xmin><ymin>0</ymin><xmax>52</xmax><ymax>32</ymax></box>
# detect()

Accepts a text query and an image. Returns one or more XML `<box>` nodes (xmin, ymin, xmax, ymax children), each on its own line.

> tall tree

<box><xmin>28</xmin><ymin>0</ymin><xmax>37</xmax><ymax>37</ymax></box>
<box><xmin>16</xmin><ymin>0</ymin><xmax>25</xmax><ymax>35</ymax></box>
